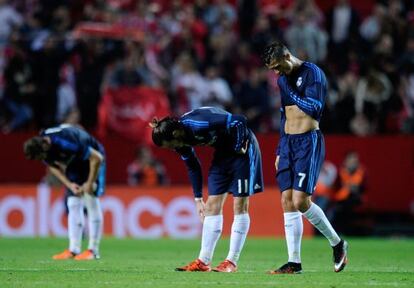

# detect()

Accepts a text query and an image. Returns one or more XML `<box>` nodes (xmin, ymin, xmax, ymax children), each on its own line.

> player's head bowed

<box><xmin>261</xmin><ymin>41</ymin><xmax>289</xmax><ymax>66</ymax></box>
<box><xmin>150</xmin><ymin>116</ymin><xmax>183</xmax><ymax>147</ymax></box>
<box><xmin>23</xmin><ymin>136</ymin><xmax>50</xmax><ymax>160</ymax></box>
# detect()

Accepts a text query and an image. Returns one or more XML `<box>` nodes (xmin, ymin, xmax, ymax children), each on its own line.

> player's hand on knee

<box><xmin>81</xmin><ymin>182</ymin><xmax>96</xmax><ymax>194</ymax></box>
<box><xmin>195</xmin><ymin>198</ymin><xmax>205</xmax><ymax>223</ymax></box>
<box><xmin>69</xmin><ymin>183</ymin><xmax>83</xmax><ymax>195</ymax></box>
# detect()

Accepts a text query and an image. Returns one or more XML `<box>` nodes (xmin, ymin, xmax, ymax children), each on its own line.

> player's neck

<box><xmin>291</xmin><ymin>56</ymin><xmax>304</xmax><ymax>71</ymax></box>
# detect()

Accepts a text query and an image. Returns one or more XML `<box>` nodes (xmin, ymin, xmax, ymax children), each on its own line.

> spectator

<box><xmin>359</xmin><ymin>3</ymin><xmax>387</xmax><ymax>44</ymax></box>
<box><xmin>75</xmin><ymin>38</ymin><xmax>121</xmax><ymax>129</ymax></box>
<box><xmin>0</xmin><ymin>0</ymin><xmax>23</xmax><ymax>47</ymax></box>
<box><xmin>127</xmin><ymin>146</ymin><xmax>168</xmax><ymax>186</ymax></box>
<box><xmin>171</xmin><ymin>53</ymin><xmax>207</xmax><ymax>113</ymax></box>
<box><xmin>234</xmin><ymin>67</ymin><xmax>270</xmax><ymax>132</ymax></box>
<box><xmin>331</xmin><ymin>71</ymin><xmax>357</xmax><ymax>133</ymax></box>
<box><xmin>202</xmin><ymin>65</ymin><xmax>233</xmax><ymax>109</ymax></box>
<box><xmin>204</xmin><ymin>0</ymin><xmax>237</xmax><ymax>30</ymax></box>
<box><xmin>331</xmin><ymin>151</ymin><xmax>366</xmax><ymax>234</ymax></box>
<box><xmin>325</xmin><ymin>0</ymin><xmax>360</xmax><ymax>73</ymax></box>
<box><xmin>399</xmin><ymin>37</ymin><xmax>414</xmax><ymax>133</ymax></box>
<box><xmin>354</xmin><ymin>68</ymin><xmax>392</xmax><ymax>132</ymax></box>
<box><xmin>0</xmin><ymin>0</ymin><xmax>412</xmax><ymax>136</ymax></box>
<box><xmin>56</xmin><ymin>64</ymin><xmax>77</xmax><ymax>124</ymax></box>
<box><xmin>250</xmin><ymin>13</ymin><xmax>278</xmax><ymax>55</ymax></box>
<box><xmin>285</xmin><ymin>10</ymin><xmax>328</xmax><ymax>63</ymax></box>
<box><xmin>1</xmin><ymin>36</ymin><xmax>35</xmax><ymax>133</ymax></box>
<box><xmin>314</xmin><ymin>160</ymin><xmax>338</xmax><ymax>214</ymax></box>
<box><xmin>287</xmin><ymin>0</ymin><xmax>324</xmax><ymax>27</ymax></box>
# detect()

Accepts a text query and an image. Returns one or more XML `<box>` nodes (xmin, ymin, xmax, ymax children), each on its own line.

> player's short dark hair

<box><xmin>23</xmin><ymin>136</ymin><xmax>47</xmax><ymax>160</ymax></box>
<box><xmin>150</xmin><ymin>117</ymin><xmax>182</xmax><ymax>147</ymax></box>
<box><xmin>261</xmin><ymin>41</ymin><xmax>289</xmax><ymax>66</ymax></box>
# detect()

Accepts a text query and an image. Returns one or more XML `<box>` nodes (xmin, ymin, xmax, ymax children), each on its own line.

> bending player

<box><xmin>262</xmin><ymin>41</ymin><xmax>348</xmax><ymax>274</ymax></box>
<box><xmin>150</xmin><ymin>107</ymin><xmax>264</xmax><ymax>272</ymax></box>
<box><xmin>24</xmin><ymin>124</ymin><xmax>105</xmax><ymax>260</ymax></box>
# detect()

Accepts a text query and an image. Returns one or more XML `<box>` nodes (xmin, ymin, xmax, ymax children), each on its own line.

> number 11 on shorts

<box><xmin>298</xmin><ymin>173</ymin><xmax>306</xmax><ymax>188</ymax></box>
<box><xmin>238</xmin><ymin>179</ymin><xmax>248</xmax><ymax>193</ymax></box>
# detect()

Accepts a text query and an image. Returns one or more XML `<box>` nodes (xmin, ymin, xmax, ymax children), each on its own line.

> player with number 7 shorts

<box><xmin>150</xmin><ymin>107</ymin><xmax>264</xmax><ymax>273</ymax></box>
<box><xmin>262</xmin><ymin>41</ymin><xmax>348</xmax><ymax>274</ymax></box>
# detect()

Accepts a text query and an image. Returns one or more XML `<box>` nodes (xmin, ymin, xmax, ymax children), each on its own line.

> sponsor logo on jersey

<box><xmin>296</xmin><ymin>77</ymin><xmax>302</xmax><ymax>87</ymax></box>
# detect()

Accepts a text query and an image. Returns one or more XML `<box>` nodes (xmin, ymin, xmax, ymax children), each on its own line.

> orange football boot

<box><xmin>52</xmin><ymin>249</ymin><xmax>76</xmax><ymax>260</ymax></box>
<box><xmin>74</xmin><ymin>249</ymin><xmax>99</xmax><ymax>260</ymax></box>
<box><xmin>212</xmin><ymin>260</ymin><xmax>238</xmax><ymax>273</ymax></box>
<box><xmin>175</xmin><ymin>259</ymin><xmax>211</xmax><ymax>272</ymax></box>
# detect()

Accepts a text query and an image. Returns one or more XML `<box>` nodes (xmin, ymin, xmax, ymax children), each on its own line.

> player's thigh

<box><xmin>276</xmin><ymin>141</ymin><xmax>293</xmax><ymax>192</ymax></box>
<box><xmin>277</xmin><ymin>167</ymin><xmax>294</xmax><ymax>193</ymax></box>
<box><xmin>292</xmin><ymin>131</ymin><xmax>325</xmax><ymax>195</ymax></box>
<box><xmin>209</xmin><ymin>152</ymin><xmax>244</xmax><ymax>196</ymax></box>
<box><xmin>229</xmin><ymin>139</ymin><xmax>264</xmax><ymax>197</ymax></box>
<box><xmin>208</xmin><ymin>165</ymin><xmax>232</xmax><ymax>196</ymax></box>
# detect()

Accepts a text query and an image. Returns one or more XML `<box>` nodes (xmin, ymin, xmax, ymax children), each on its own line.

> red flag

<box><xmin>98</xmin><ymin>86</ymin><xmax>171</xmax><ymax>144</ymax></box>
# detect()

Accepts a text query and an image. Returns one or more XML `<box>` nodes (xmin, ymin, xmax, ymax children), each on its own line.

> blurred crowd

<box><xmin>1</xmin><ymin>0</ymin><xmax>414</xmax><ymax>135</ymax></box>
<box><xmin>314</xmin><ymin>151</ymin><xmax>367</xmax><ymax>235</ymax></box>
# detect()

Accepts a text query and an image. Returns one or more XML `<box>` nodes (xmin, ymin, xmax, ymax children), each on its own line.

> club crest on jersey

<box><xmin>296</xmin><ymin>77</ymin><xmax>302</xmax><ymax>87</ymax></box>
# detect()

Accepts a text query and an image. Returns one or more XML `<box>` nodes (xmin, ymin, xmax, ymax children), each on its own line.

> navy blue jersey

<box><xmin>41</xmin><ymin>124</ymin><xmax>104</xmax><ymax>168</ymax></box>
<box><xmin>276</xmin><ymin>62</ymin><xmax>327</xmax><ymax>155</ymax></box>
<box><xmin>174</xmin><ymin>107</ymin><xmax>254</xmax><ymax>197</ymax></box>
<box><xmin>179</xmin><ymin>107</ymin><xmax>248</xmax><ymax>152</ymax></box>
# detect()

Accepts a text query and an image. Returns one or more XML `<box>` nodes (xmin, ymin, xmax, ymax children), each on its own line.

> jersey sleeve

<box><xmin>182</xmin><ymin>112</ymin><xmax>248</xmax><ymax>153</ymax></box>
<box><xmin>227</xmin><ymin>114</ymin><xmax>248</xmax><ymax>153</ymax></box>
<box><xmin>279</xmin><ymin>75</ymin><xmax>325</xmax><ymax>119</ymax></box>
<box><xmin>176</xmin><ymin>146</ymin><xmax>203</xmax><ymax>198</ymax></box>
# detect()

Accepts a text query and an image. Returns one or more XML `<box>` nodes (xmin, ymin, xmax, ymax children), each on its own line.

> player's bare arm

<box><xmin>48</xmin><ymin>166</ymin><xmax>82</xmax><ymax>195</ymax></box>
<box><xmin>82</xmin><ymin>148</ymin><xmax>104</xmax><ymax>194</ymax></box>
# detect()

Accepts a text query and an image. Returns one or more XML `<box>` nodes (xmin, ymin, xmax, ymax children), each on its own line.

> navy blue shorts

<box><xmin>208</xmin><ymin>132</ymin><xmax>264</xmax><ymax>197</ymax></box>
<box><xmin>276</xmin><ymin>130</ymin><xmax>325</xmax><ymax>195</ymax></box>
<box><xmin>65</xmin><ymin>160</ymin><xmax>106</xmax><ymax>198</ymax></box>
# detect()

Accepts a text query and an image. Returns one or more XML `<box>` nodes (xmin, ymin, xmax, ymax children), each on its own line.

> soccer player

<box><xmin>262</xmin><ymin>41</ymin><xmax>348</xmax><ymax>274</ymax></box>
<box><xmin>23</xmin><ymin>124</ymin><xmax>105</xmax><ymax>260</ymax></box>
<box><xmin>150</xmin><ymin>107</ymin><xmax>264</xmax><ymax>272</ymax></box>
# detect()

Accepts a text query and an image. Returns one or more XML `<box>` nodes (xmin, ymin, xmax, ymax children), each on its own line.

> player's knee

<box><xmin>233</xmin><ymin>197</ymin><xmax>249</xmax><ymax>214</ymax></box>
<box><xmin>281</xmin><ymin>195</ymin><xmax>293</xmax><ymax>210</ymax></box>
<box><xmin>292</xmin><ymin>197</ymin><xmax>310</xmax><ymax>212</ymax></box>
<box><xmin>204</xmin><ymin>201</ymin><xmax>222</xmax><ymax>215</ymax></box>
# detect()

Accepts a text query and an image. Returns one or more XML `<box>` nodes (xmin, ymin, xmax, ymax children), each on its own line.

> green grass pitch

<box><xmin>0</xmin><ymin>237</ymin><xmax>413</xmax><ymax>287</ymax></box>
